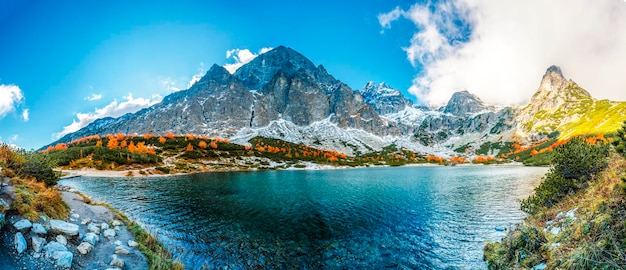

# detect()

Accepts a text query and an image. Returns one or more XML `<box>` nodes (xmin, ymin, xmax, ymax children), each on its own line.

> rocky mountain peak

<box><xmin>360</xmin><ymin>82</ymin><xmax>412</xmax><ymax>115</ymax></box>
<box><xmin>443</xmin><ymin>90</ymin><xmax>489</xmax><ymax>116</ymax></box>
<box><xmin>528</xmin><ymin>65</ymin><xmax>592</xmax><ymax>112</ymax></box>
<box><xmin>234</xmin><ymin>46</ymin><xmax>318</xmax><ymax>90</ymax></box>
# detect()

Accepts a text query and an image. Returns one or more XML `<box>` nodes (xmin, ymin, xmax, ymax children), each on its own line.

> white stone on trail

<box><xmin>101</xmin><ymin>222</ymin><xmax>110</xmax><ymax>230</ymax></box>
<box><xmin>77</xmin><ymin>242</ymin><xmax>93</xmax><ymax>255</ymax></box>
<box><xmin>14</xmin><ymin>232</ymin><xmax>27</xmax><ymax>253</ymax></box>
<box><xmin>103</xmin><ymin>228</ymin><xmax>116</xmax><ymax>238</ymax></box>
<box><xmin>87</xmin><ymin>223</ymin><xmax>100</xmax><ymax>235</ymax></box>
<box><xmin>128</xmin><ymin>240</ymin><xmax>138</xmax><ymax>247</ymax></box>
<box><xmin>114</xmin><ymin>240</ymin><xmax>122</xmax><ymax>246</ymax></box>
<box><xmin>32</xmin><ymin>223</ymin><xmax>48</xmax><ymax>235</ymax></box>
<box><xmin>81</xmin><ymin>218</ymin><xmax>91</xmax><ymax>225</ymax></box>
<box><xmin>44</xmin><ymin>241</ymin><xmax>73</xmax><ymax>268</ymax></box>
<box><xmin>50</xmin><ymin>219</ymin><xmax>79</xmax><ymax>236</ymax></box>
<box><xmin>56</xmin><ymin>235</ymin><xmax>68</xmax><ymax>246</ymax></box>
<box><xmin>115</xmin><ymin>245</ymin><xmax>132</xmax><ymax>255</ymax></box>
<box><xmin>13</xmin><ymin>219</ymin><xmax>32</xmax><ymax>231</ymax></box>
<box><xmin>54</xmin><ymin>251</ymin><xmax>73</xmax><ymax>268</ymax></box>
<box><xmin>110</xmin><ymin>254</ymin><xmax>125</xmax><ymax>268</ymax></box>
<box><xmin>112</xmin><ymin>220</ymin><xmax>123</xmax><ymax>226</ymax></box>
<box><xmin>70</xmin><ymin>213</ymin><xmax>80</xmax><ymax>219</ymax></box>
<box><xmin>83</xmin><ymin>232</ymin><xmax>99</xmax><ymax>246</ymax></box>
<box><xmin>31</xmin><ymin>236</ymin><xmax>46</xmax><ymax>253</ymax></box>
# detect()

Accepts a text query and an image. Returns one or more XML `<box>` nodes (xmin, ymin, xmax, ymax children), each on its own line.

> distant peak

<box><xmin>443</xmin><ymin>90</ymin><xmax>488</xmax><ymax>115</ymax></box>
<box><xmin>546</xmin><ymin>65</ymin><xmax>563</xmax><ymax>77</ymax></box>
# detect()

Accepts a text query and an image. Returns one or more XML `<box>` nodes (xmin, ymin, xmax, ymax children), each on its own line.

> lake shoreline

<box><xmin>60</xmin><ymin>161</ymin><xmax>527</xmax><ymax>179</ymax></box>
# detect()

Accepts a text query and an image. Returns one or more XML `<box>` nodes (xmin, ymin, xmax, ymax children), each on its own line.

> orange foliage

<box><xmin>143</xmin><ymin>134</ymin><xmax>155</xmax><ymax>140</ymax></box>
<box><xmin>128</xmin><ymin>141</ymin><xmax>137</xmax><ymax>152</ymax></box>
<box><xmin>472</xmin><ymin>155</ymin><xmax>495</xmax><ymax>163</ymax></box>
<box><xmin>186</xmin><ymin>143</ymin><xmax>193</xmax><ymax>152</ymax></box>
<box><xmin>209</xmin><ymin>141</ymin><xmax>218</xmax><ymax>149</ymax></box>
<box><xmin>96</xmin><ymin>140</ymin><xmax>102</xmax><ymax>147</ymax></box>
<box><xmin>165</xmin><ymin>132</ymin><xmax>175</xmax><ymax>139</ymax></box>
<box><xmin>158</xmin><ymin>136</ymin><xmax>167</xmax><ymax>144</ymax></box>
<box><xmin>449</xmin><ymin>156</ymin><xmax>467</xmax><ymax>163</ymax></box>
<box><xmin>244</xmin><ymin>145</ymin><xmax>251</xmax><ymax>151</ymax></box>
<box><xmin>54</xmin><ymin>143</ymin><xmax>68</xmax><ymax>151</ymax></box>
<box><xmin>120</xmin><ymin>140</ymin><xmax>128</xmax><ymax>148</ymax></box>
<box><xmin>426</xmin><ymin>155</ymin><xmax>444</xmax><ymax>164</ymax></box>
<box><xmin>107</xmin><ymin>136</ymin><xmax>119</xmax><ymax>149</ymax></box>
<box><xmin>198</xmin><ymin>141</ymin><xmax>207</xmax><ymax>149</ymax></box>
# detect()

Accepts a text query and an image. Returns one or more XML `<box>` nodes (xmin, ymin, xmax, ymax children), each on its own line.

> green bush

<box><xmin>612</xmin><ymin>120</ymin><xmax>626</xmax><ymax>157</ymax></box>
<box><xmin>521</xmin><ymin>137</ymin><xmax>609</xmax><ymax>214</ymax></box>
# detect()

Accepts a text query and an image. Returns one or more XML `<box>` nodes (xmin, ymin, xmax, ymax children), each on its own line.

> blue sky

<box><xmin>0</xmin><ymin>0</ymin><xmax>419</xmax><ymax>149</ymax></box>
<box><xmin>2</xmin><ymin>0</ymin><xmax>626</xmax><ymax>150</ymax></box>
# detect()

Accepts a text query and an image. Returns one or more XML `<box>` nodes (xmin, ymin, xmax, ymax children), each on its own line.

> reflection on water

<box><xmin>60</xmin><ymin>166</ymin><xmax>546</xmax><ymax>269</ymax></box>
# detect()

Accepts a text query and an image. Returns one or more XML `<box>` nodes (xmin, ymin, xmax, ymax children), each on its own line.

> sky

<box><xmin>1</xmin><ymin>0</ymin><xmax>626</xmax><ymax>150</ymax></box>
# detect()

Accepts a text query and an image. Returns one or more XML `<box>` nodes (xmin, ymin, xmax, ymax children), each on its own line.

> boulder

<box><xmin>70</xmin><ymin>213</ymin><xmax>80</xmax><ymax>219</ymax></box>
<box><xmin>128</xmin><ymin>240</ymin><xmax>138</xmax><ymax>247</ymax></box>
<box><xmin>56</xmin><ymin>235</ymin><xmax>68</xmax><ymax>246</ymax></box>
<box><xmin>82</xmin><ymin>232</ymin><xmax>99</xmax><ymax>246</ymax></box>
<box><xmin>101</xmin><ymin>222</ymin><xmax>110</xmax><ymax>230</ymax></box>
<box><xmin>54</xmin><ymin>251</ymin><xmax>73</xmax><ymax>268</ymax></box>
<box><xmin>14</xmin><ymin>232</ymin><xmax>27</xmax><ymax>253</ymax></box>
<box><xmin>87</xmin><ymin>223</ymin><xmax>100</xmax><ymax>235</ymax></box>
<box><xmin>103</xmin><ymin>229</ymin><xmax>116</xmax><ymax>238</ymax></box>
<box><xmin>13</xmin><ymin>219</ymin><xmax>32</xmax><ymax>231</ymax></box>
<box><xmin>114</xmin><ymin>240</ymin><xmax>122</xmax><ymax>246</ymax></box>
<box><xmin>112</xmin><ymin>220</ymin><xmax>123</xmax><ymax>226</ymax></box>
<box><xmin>44</xmin><ymin>241</ymin><xmax>73</xmax><ymax>268</ymax></box>
<box><xmin>32</xmin><ymin>223</ymin><xmax>48</xmax><ymax>235</ymax></box>
<box><xmin>50</xmin><ymin>219</ymin><xmax>79</xmax><ymax>236</ymax></box>
<box><xmin>114</xmin><ymin>245</ymin><xmax>131</xmax><ymax>255</ymax></box>
<box><xmin>76</xmin><ymin>242</ymin><xmax>93</xmax><ymax>255</ymax></box>
<box><xmin>31</xmin><ymin>236</ymin><xmax>46</xmax><ymax>253</ymax></box>
<box><xmin>110</xmin><ymin>254</ymin><xmax>125</xmax><ymax>268</ymax></box>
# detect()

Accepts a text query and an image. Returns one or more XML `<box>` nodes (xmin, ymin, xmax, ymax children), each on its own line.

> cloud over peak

<box><xmin>380</xmin><ymin>0</ymin><xmax>626</xmax><ymax>106</ymax></box>
<box><xmin>223</xmin><ymin>47</ymin><xmax>273</xmax><ymax>74</ymax></box>
<box><xmin>55</xmin><ymin>93</ymin><xmax>161</xmax><ymax>139</ymax></box>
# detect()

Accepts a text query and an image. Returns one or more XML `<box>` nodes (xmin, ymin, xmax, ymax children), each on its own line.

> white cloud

<box><xmin>85</xmin><ymin>93</ymin><xmax>103</xmax><ymax>101</ymax></box>
<box><xmin>380</xmin><ymin>0</ymin><xmax>626</xmax><ymax>106</ymax></box>
<box><xmin>21</xmin><ymin>109</ymin><xmax>29</xmax><ymax>122</ymax></box>
<box><xmin>55</xmin><ymin>93</ymin><xmax>162</xmax><ymax>138</ymax></box>
<box><xmin>187</xmin><ymin>62</ymin><xmax>205</xmax><ymax>89</ymax></box>
<box><xmin>161</xmin><ymin>78</ymin><xmax>181</xmax><ymax>92</ymax></box>
<box><xmin>0</xmin><ymin>84</ymin><xmax>24</xmax><ymax>119</ymax></box>
<box><xmin>223</xmin><ymin>47</ymin><xmax>273</xmax><ymax>74</ymax></box>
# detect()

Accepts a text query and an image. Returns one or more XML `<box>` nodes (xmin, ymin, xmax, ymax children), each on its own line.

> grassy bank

<box><xmin>96</xmin><ymin>201</ymin><xmax>184</xmax><ymax>270</ymax></box>
<box><xmin>484</xmin><ymin>126</ymin><xmax>626</xmax><ymax>268</ymax></box>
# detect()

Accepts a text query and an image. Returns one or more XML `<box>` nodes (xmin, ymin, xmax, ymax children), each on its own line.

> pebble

<box><xmin>110</xmin><ymin>254</ymin><xmax>125</xmax><ymax>268</ymax></box>
<box><xmin>87</xmin><ymin>223</ymin><xmax>101</xmax><ymax>235</ymax></box>
<box><xmin>101</xmin><ymin>222</ymin><xmax>110</xmax><ymax>230</ymax></box>
<box><xmin>77</xmin><ymin>242</ymin><xmax>93</xmax><ymax>255</ymax></box>
<box><xmin>103</xmin><ymin>229</ymin><xmax>116</xmax><ymax>238</ymax></box>
<box><xmin>115</xmin><ymin>245</ymin><xmax>132</xmax><ymax>255</ymax></box>
<box><xmin>81</xmin><ymin>218</ymin><xmax>91</xmax><ymax>225</ymax></box>
<box><xmin>114</xmin><ymin>240</ymin><xmax>122</xmax><ymax>246</ymax></box>
<box><xmin>70</xmin><ymin>213</ymin><xmax>80</xmax><ymax>219</ymax></box>
<box><xmin>112</xmin><ymin>220</ymin><xmax>123</xmax><ymax>226</ymax></box>
<box><xmin>128</xmin><ymin>240</ymin><xmax>138</xmax><ymax>247</ymax></box>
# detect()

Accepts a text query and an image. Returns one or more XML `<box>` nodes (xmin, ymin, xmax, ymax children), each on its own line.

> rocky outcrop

<box><xmin>361</xmin><ymin>82</ymin><xmax>413</xmax><ymax>115</ymax></box>
<box><xmin>50</xmin><ymin>219</ymin><xmax>79</xmax><ymax>236</ymax></box>
<box><xmin>443</xmin><ymin>91</ymin><xmax>492</xmax><ymax>116</ymax></box>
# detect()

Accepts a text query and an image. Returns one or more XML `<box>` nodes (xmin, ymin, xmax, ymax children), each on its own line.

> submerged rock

<box><xmin>50</xmin><ymin>219</ymin><xmax>79</xmax><ymax>236</ymax></box>
<box><xmin>13</xmin><ymin>219</ymin><xmax>32</xmax><ymax>231</ymax></box>
<box><xmin>31</xmin><ymin>236</ymin><xmax>46</xmax><ymax>253</ymax></box>
<box><xmin>14</xmin><ymin>232</ymin><xmax>27</xmax><ymax>253</ymax></box>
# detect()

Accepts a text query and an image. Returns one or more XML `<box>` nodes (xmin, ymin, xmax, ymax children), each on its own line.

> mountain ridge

<box><xmin>49</xmin><ymin>47</ymin><xmax>626</xmax><ymax>157</ymax></box>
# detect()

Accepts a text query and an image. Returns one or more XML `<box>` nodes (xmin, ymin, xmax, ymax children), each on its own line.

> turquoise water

<box><xmin>60</xmin><ymin>166</ymin><xmax>547</xmax><ymax>269</ymax></box>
